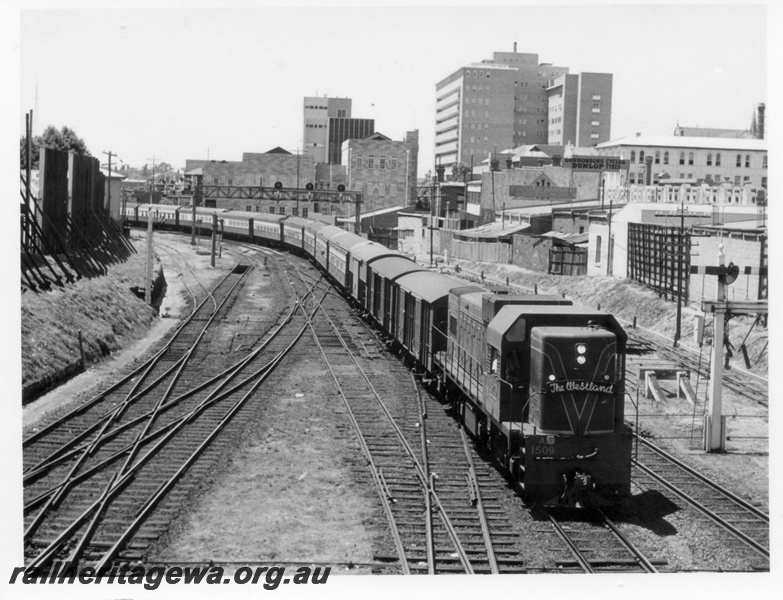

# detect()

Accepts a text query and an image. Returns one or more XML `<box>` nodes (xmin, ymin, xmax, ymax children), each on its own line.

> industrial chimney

<box><xmin>757</xmin><ymin>103</ymin><xmax>765</xmax><ymax>139</ymax></box>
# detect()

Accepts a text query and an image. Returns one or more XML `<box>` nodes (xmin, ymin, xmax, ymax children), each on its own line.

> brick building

<box><xmin>343</xmin><ymin>130</ymin><xmax>419</xmax><ymax>213</ymax></box>
<box><xmin>434</xmin><ymin>46</ymin><xmax>613</xmax><ymax>171</ymax></box>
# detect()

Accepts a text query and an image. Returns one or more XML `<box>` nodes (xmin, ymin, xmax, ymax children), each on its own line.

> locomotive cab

<box><xmin>482</xmin><ymin>306</ymin><xmax>632</xmax><ymax>506</ymax></box>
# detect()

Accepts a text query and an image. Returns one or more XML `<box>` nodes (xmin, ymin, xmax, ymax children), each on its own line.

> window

<box><xmin>630</xmin><ymin>150</ymin><xmax>636</xmax><ymax>163</ymax></box>
<box><xmin>313</xmin><ymin>202</ymin><xmax>319</xmax><ymax>213</ymax></box>
<box><xmin>268</xmin><ymin>206</ymin><xmax>275</xmax><ymax>214</ymax></box>
<box><xmin>744</xmin><ymin>176</ymin><xmax>750</xmax><ymax>183</ymax></box>
<box><xmin>734</xmin><ymin>175</ymin><xmax>741</xmax><ymax>186</ymax></box>
<box><xmin>679</xmin><ymin>152</ymin><xmax>685</xmax><ymax>165</ymax></box>
<box><xmin>228</xmin><ymin>179</ymin><xmax>234</xmax><ymax>186</ymax></box>
<box><xmin>302</xmin><ymin>208</ymin><xmax>308</xmax><ymax>218</ymax></box>
<box><xmin>337</xmin><ymin>109</ymin><xmax>346</xmax><ymax>118</ymax></box>
<box><xmin>736</xmin><ymin>154</ymin><xmax>742</xmax><ymax>167</ymax></box>
<box><xmin>745</xmin><ymin>154</ymin><xmax>750</xmax><ymax>168</ymax></box>
<box><xmin>763</xmin><ymin>155</ymin><xmax>768</xmax><ymax>168</ymax></box>
<box><xmin>368</xmin><ymin>155</ymin><xmax>374</xmax><ymax>168</ymax></box>
<box><xmin>716</xmin><ymin>153</ymin><xmax>721</xmax><ymax>166</ymax></box>
<box><xmin>380</xmin><ymin>156</ymin><xmax>386</xmax><ymax>169</ymax></box>
<box><xmin>391</xmin><ymin>156</ymin><xmax>398</xmax><ymax>169</ymax></box>
<box><xmin>688</xmin><ymin>152</ymin><xmax>694</xmax><ymax>166</ymax></box>
<box><xmin>292</xmin><ymin>207</ymin><xmax>298</xmax><ymax>217</ymax></box>
<box><xmin>355</xmin><ymin>155</ymin><xmax>362</xmax><ymax>169</ymax></box>
<box><xmin>655</xmin><ymin>151</ymin><xmax>660</xmax><ymax>164</ymax></box>
<box><xmin>213</xmin><ymin>177</ymin><xmax>219</xmax><ymax>184</ymax></box>
<box><xmin>639</xmin><ymin>151</ymin><xmax>645</xmax><ymax>163</ymax></box>
<box><xmin>664</xmin><ymin>151</ymin><xmax>669</xmax><ymax>165</ymax></box>
<box><xmin>595</xmin><ymin>235</ymin><xmax>602</xmax><ymax>264</ymax></box>
<box><xmin>246</xmin><ymin>205</ymin><xmax>251</xmax><ymax>212</ymax></box>
<box><xmin>707</xmin><ymin>153</ymin><xmax>712</xmax><ymax>166</ymax></box>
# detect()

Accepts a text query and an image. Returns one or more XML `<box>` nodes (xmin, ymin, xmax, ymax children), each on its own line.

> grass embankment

<box><xmin>451</xmin><ymin>259</ymin><xmax>768</xmax><ymax>375</ymax></box>
<box><xmin>21</xmin><ymin>241</ymin><xmax>161</xmax><ymax>402</ymax></box>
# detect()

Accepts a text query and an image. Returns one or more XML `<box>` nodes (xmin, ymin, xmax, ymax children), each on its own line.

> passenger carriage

<box><xmin>325</xmin><ymin>231</ymin><xmax>369</xmax><ymax>292</ymax></box>
<box><xmin>313</xmin><ymin>225</ymin><xmax>346</xmax><ymax>272</ymax></box>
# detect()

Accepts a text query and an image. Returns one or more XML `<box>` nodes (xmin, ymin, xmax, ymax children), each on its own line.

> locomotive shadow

<box><xmin>604</xmin><ymin>490</ymin><xmax>681</xmax><ymax>536</ymax></box>
<box><xmin>531</xmin><ymin>490</ymin><xmax>681</xmax><ymax>537</ymax></box>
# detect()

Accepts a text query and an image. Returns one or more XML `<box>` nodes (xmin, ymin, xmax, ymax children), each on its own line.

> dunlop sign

<box><xmin>567</xmin><ymin>156</ymin><xmax>625</xmax><ymax>171</ymax></box>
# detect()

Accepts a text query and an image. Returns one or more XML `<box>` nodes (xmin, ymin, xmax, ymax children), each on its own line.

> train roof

<box><xmin>368</xmin><ymin>256</ymin><xmax>426</xmax><ymax>281</ymax></box>
<box><xmin>316</xmin><ymin>225</ymin><xmax>348</xmax><ymax>241</ymax></box>
<box><xmin>396</xmin><ymin>271</ymin><xmax>468</xmax><ymax>304</ymax></box>
<box><xmin>329</xmin><ymin>231</ymin><xmax>370</xmax><ymax>252</ymax></box>
<box><xmin>350</xmin><ymin>242</ymin><xmax>398</xmax><ymax>263</ymax></box>
<box><xmin>283</xmin><ymin>217</ymin><xmax>312</xmax><ymax>227</ymax></box>
<box><xmin>486</xmin><ymin>304</ymin><xmax>626</xmax><ymax>349</ymax></box>
<box><xmin>222</xmin><ymin>210</ymin><xmax>283</xmax><ymax>222</ymax></box>
<box><xmin>303</xmin><ymin>219</ymin><xmax>328</xmax><ymax>233</ymax></box>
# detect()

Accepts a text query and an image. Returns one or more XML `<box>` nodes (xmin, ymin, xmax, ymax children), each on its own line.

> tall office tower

<box><xmin>303</xmin><ymin>96</ymin><xmax>374</xmax><ymax>165</ymax></box>
<box><xmin>434</xmin><ymin>48</ymin><xmax>612</xmax><ymax>171</ymax></box>
<box><xmin>303</xmin><ymin>96</ymin><xmax>352</xmax><ymax>163</ymax></box>
<box><xmin>547</xmin><ymin>73</ymin><xmax>613</xmax><ymax>147</ymax></box>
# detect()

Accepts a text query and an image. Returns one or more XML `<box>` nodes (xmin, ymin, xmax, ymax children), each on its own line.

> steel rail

<box><xmin>636</xmin><ymin>436</ymin><xmax>769</xmax><ymax>523</ymax></box>
<box><xmin>281</xmin><ymin>271</ymin><xmax>411</xmax><ymax>574</ymax></box>
<box><xmin>632</xmin><ymin>460</ymin><xmax>769</xmax><ymax>558</ymax></box>
<box><xmin>28</xmin><ymin>286</ymin><xmax>327</xmax><ymax>569</ymax></box>
<box><xmin>545</xmin><ymin>511</ymin><xmax>595</xmax><ymax>573</ymax></box>
<box><xmin>23</xmin><ymin>264</ymin><xmax>244</xmax><ymax>450</ymax></box>
<box><xmin>414</xmin><ymin>380</ymin><xmax>436</xmax><ymax>574</ymax></box>
<box><xmin>296</xmin><ymin>276</ymin><xmax>474</xmax><ymax>574</ymax></box>
<box><xmin>25</xmin><ymin>272</ymin><xmax>320</xmax><ymax>484</ymax></box>
<box><xmin>24</xmin><ymin>265</ymin><xmax>251</xmax><ymax>543</ymax></box>
<box><xmin>597</xmin><ymin>508</ymin><xmax>657</xmax><ymax>573</ymax></box>
<box><xmin>459</xmin><ymin>426</ymin><xmax>500</xmax><ymax>574</ymax></box>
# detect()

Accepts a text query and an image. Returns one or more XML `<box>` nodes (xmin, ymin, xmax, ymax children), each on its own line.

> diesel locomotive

<box><xmin>124</xmin><ymin>203</ymin><xmax>633</xmax><ymax>506</ymax></box>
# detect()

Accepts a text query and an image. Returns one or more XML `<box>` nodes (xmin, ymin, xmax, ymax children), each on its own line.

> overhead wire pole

<box><xmin>145</xmin><ymin>156</ymin><xmax>156</xmax><ymax>305</ymax></box>
<box><xmin>102</xmin><ymin>150</ymin><xmax>117</xmax><ymax>223</ymax></box>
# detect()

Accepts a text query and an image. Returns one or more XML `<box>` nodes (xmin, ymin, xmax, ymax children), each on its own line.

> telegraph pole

<box><xmin>145</xmin><ymin>156</ymin><xmax>156</xmax><ymax>305</ymax></box>
<box><xmin>103</xmin><ymin>150</ymin><xmax>116</xmax><ymax>217</ymax></box>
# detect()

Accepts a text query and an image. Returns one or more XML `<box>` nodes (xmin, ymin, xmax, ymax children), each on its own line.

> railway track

<box><xmin>264</xmin><ymin>258</ymin><xmax>527</xmax><ymax>574</ymax></box>
<box><xmin>22</xmin><ymin>251</ymin><xmax>324</xmax><ymax>568</ymax></box>
<box><xmin>632</xmin><ymin>436</ymin><xmax>770</xmax><ymax>569</ymax></box>
<box><xmin>542</xmin><ymin>507</ymin><xmax>661</xmax><ymax>573</ymax></box>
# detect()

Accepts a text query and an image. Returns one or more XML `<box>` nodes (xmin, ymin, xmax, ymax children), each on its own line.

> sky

<box><xmin>10</xmin><ymin>1</ymin><xmax>772</xmax><ymax>179</ymax></box>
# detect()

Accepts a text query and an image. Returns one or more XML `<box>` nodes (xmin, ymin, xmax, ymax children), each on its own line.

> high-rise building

<box><xmin>303</xmin><ymin>96</ymin><xmax>374</xmax><ymax>165</ymax></box>
<box><xmin>547</xmin><ymin>73</ymin><xmax>613</xmax><ymax>147</ymax></box>
<box><xmin>434</xmin><ymin>48</ymin><xmax>612</xmax><ymax>171</ymax></box>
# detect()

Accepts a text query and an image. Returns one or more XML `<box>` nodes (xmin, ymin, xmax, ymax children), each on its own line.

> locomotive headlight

<box><xmin>576</xmin><ymin>356</ymin><xmax>586</xmax><ymax>365</ymax></box>
<box><xmin>576</xmin><ymin>343</ymin><xmax>587</xmax><ymax>355</ymax></box>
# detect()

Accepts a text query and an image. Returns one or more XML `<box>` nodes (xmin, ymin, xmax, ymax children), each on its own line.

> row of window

<box><xmin>467</xmin><ymin>85</ymin><xmax>491</xmax><ymax>93</ymax></box>
<box><xmin>304</xmin><ymin>105</ymin><xmax>327</xmax><ymax>110</ymax></box>
<box><xmin>353</xmin><ymin>155</ymin><xmax>399</xmax><ymax>170</ymax></box>
<box><xmin>212</xmin><ymin>178</ymin><xmax>339</xmax><ymax>189</ymax></box>
<box><xmin>465</xmin><ymin>69</ymin><xmax>491</xmax><ymax>78</ymax></box>
<box><xmin>305</xmin><ymin>124</ymin><xmax>326</xmax><ymax>129</ymax></box>
<box><xmin>629</xmin><ymin>150</ymin><xmax>768</xmax><ymax>169</ymax></box>
<box><xmin>628</xmin><ymin>173</ymin><xmax>761</xmax><ymax>185</ymax></box>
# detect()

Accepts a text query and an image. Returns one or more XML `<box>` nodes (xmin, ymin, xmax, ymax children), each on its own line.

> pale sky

<box><xmin>11</xmin><ymin>1</ymin><xmax>771</xmax><ymax>178</ymax></box>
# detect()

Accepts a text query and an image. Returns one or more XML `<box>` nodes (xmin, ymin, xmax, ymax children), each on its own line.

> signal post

<box><xmin>692</xmin><ymin>245</ymin><xmax>768</xmax><ymax>452</ymax></box>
